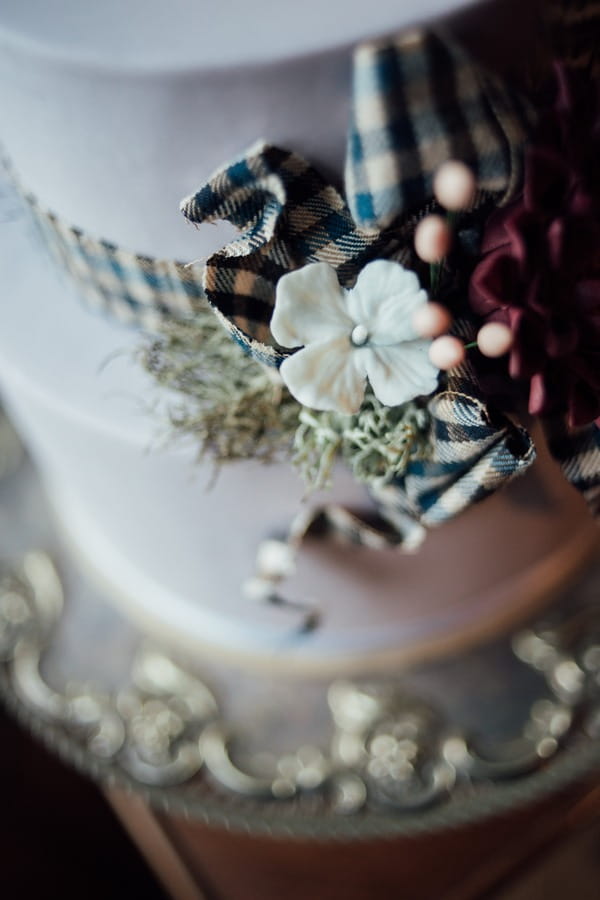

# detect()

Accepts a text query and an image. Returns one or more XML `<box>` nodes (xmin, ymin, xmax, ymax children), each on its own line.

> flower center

<box><xmin>351</xmin><ymin>324</ymin><xmax>369</xmax><ymax>347</ymax></box>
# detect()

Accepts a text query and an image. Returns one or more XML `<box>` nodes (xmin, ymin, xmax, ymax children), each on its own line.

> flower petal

<box><xmin>279</xmin><ymin>337</ymin><xmax>366</xmax><ymax>413</ymax></box>
<box><xmin>271</xmin><ymin>262</ymin><xmax>352</xmax><ymax>348</ymax></box>
<box><xmin>365</xmin><ymin>342</ymin><xmax>439</xmax><ymax>406</ymax></box>
<box><xmin>347</xmin><ymin>260</ymin><xmax>428</xmax><ymax>344</ymax></box>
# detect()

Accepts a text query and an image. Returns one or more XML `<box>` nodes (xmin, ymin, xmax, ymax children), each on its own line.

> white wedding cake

<box><xmin>0</xmin><ymin>0</ymin><xmax>597</xmax><ymax>673</ymax></box>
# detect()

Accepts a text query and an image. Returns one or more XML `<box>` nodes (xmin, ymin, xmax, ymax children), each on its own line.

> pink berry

<box><xmin>414</xmin><ymin>215</ymin><xmax>452</xmax><ymax>263</ymax></box>
<box><xmin>433</xmin><ymin>161</ymin><xmax>476</xmax><ymax>211</ymax></box>
<box><xmin>412</xmin><ymin>303</ymin><xmax>452</xmax><ymax>338</ymax></box>
<box><xmin>429</xmin><ymin>335</ymin><xmax>466</xmax><ymax>370</ymax></box>
<box><xmin>477</xmin><ymin>322</ymin><xmax>514</xmax><ymax>358</ymax></box>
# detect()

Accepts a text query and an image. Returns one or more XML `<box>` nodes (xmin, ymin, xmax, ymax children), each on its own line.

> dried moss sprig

<box><xmin>293</xmin><ymin>394</ymin><xmax>431</xmax><ymax>490</ymax></box>
<box><xmin>141</xmin><ymin>308</ymin><xmax>300</xmax><ymax>465</ymax></box>
<box><xmin>141</xmin><ymin>306</ymin><xmax>431</xmax><ymax>486</ymax></box>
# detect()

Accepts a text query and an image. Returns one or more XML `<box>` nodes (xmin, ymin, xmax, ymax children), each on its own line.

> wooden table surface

<box><xmin>106</xmin><ymin>778</ymin><xmax>600</xmax><ymax>900</ymax></box>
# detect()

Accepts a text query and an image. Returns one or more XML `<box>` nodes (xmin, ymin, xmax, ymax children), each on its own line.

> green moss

<box><xmin>293</xmin><ymin>394</ymin><xmax>430</xmax><ymax>490</ymax></box>
<box><xmin>141</xmin><ymin>309</ymin><xmax>299</xmax><ymax>465</ymax></box>
<box><xmin>141</xmin><ymin>306</ymin><xmax>430</xmax><ymax>485</ymax></box>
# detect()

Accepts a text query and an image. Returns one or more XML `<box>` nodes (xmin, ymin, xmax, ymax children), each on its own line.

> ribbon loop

<box><xmin>181</xmin><ymin>142</ymin><xmax>400</xmax><ymax>366</ymax></box>
<box><xmin>345</xmin><ymin>30</ymin><xmax>535</xmax><ymax>232</ymax></box>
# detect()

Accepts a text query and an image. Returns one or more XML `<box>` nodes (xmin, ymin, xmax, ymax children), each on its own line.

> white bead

<box><xmin>414</xmin><ymin>215</ymin><xmax>451</xmax><ymax>263</ymax></box>
<box><xmin>433</xmin><ymin>161</ymin><xmax>476</xmax><ymax>211</ymax></box>
<box><xmin>429</xmin><ymin>336</ymin><xmax>466</xmax><ymax>370</ymax></box>
<box><xmin>351</xmin><ymin>323</ymin><xmax>369</xmax><ymax>346</ymax></box>
<box><xmin>412</xmin><ymin>303</ymin><xmax>452</xmax><ymax>338</ymax></box>
<box><xmin>256</xmin><ymin>539</ymin><xmax>296</xmax><ymax>578</ymax></box>
<box><xmin>477</xmin><ymin>322</ymin><xmax>514</xmax><ymax>358</ymax></box>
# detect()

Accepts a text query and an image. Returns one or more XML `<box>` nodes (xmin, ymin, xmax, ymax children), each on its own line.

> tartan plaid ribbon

<box><xmin>544</xmin><ymin>418</ymin><xmax>600</xmax><ymax>517</ymax></box>
<box><xmin>345</xmin><ymin>30</ymin><xmax>535</xmax><ymax>232</ymax></box>
<box><xmin>375</xmin><ymin>323</ymin><xmax>536</xmax><ymax>543</ymax></box>
<box><xmin>366</xmin><ymin>314</ymin><xmax>537</xmax><ymax>544</ymax></box>
<box><xmin>14</xmin><ymin>180</ymin><xmax>205</xmax><ymax>330</ymax></box>
<box><xmin>180</xmin><ymin>141</ymin><xmax>405</xmax><ymax>365</ymax></box>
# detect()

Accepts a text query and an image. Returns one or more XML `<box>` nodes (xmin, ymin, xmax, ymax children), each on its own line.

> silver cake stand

<box><xmin>0</xmin><ymin>407</ymin><xmax>599</xmax><ymax>842</ymax></box>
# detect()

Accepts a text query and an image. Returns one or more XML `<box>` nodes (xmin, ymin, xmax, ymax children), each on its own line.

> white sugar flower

<box><xmin>270</xmin><ymin>260</ymin><xmax>439</xmax><ymax>414</ymax></box>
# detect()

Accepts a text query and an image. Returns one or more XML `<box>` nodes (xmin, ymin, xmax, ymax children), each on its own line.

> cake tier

<box><xmin>0</xmin><ymin>204</ymin><xmax>597</xmax><ymax>673</ymax></box>
<box><xmin>0</xmin><ymin>0</ymin><xmax>482</xmax><ymax>260</ymax></box>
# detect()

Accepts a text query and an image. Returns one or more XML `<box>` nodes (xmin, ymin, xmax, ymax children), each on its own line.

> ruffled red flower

<box><xmin>469</xmin><ymin>65</ymin><xmax>600</xmax><ymax>427</ymax></box>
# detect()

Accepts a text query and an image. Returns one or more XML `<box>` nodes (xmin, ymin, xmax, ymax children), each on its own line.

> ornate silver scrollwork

<box><xmin>201</xmin><ymin>722</ymin><xmax>330</xmax><ymax>800</ymax></box>
<box><xmin>328</xmin><ymin>681</ymin><xmax>455</xmax><ymax>812</ymax></box>
<box><xmin>1</xmin><ymin>539</ymin><xmax>599</xmax><ymax>810</ymax></box>
<box><xmin>115</xmin><ymin>647</ymin><xmax>217</xmax><ymax>785</ymax></box>
<box><xmin>1</xmin><ymin>552</ymin><xmax>125</xmax><ymax>757</ymax></box>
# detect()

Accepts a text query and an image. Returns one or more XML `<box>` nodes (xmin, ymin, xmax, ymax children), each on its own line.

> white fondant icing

<box><xmin>0</xmin><ymin>1</ymin><xmax>473</xmax><ymax>68</ymax></box>
<box><xmin>0</xmin><ymin>0</ymin><xmax>474</xmax><ymax>260</ymax></box>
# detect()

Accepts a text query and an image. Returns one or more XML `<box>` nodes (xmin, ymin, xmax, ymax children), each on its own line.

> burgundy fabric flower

<box><xmin>469</xmin><ymin>65</ymin><xmax>600</xmax><ymax>427</ymax></box>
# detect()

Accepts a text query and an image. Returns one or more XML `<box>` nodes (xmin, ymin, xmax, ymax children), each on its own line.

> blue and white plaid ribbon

<box><xmin>17</xmin><ymin>183</ymin><xmax>206</xmax><ymax>330</ymax></box>
<box><xmin>180</xmin><ymin>141</ymin><xmax>408</xmax><ymax>365</ymax></box>
<box><xmin>345</xmin><ymin>29</ymin><xmax>535</xmax><ymax>232</ymax></box>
